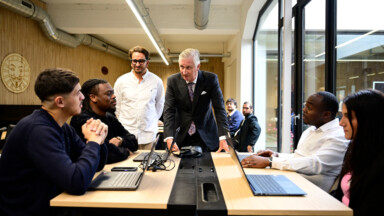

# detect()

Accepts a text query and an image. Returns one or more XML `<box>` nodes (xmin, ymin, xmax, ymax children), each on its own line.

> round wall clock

<box><xmin>1</xmin><ymin>53</ymin><xmax>31</xmax><ymax>93</ymax></box>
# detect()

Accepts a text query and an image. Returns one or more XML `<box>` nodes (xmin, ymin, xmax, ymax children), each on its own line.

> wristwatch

<box><xmin>268</xmin><ymin>157</ymin><xmax>273</xmax><ymax>168</ymax></box>
<box><xmin>116</xmin><ymin>136</ymin><xmax>123</xmax><ymax>144</ymax></box>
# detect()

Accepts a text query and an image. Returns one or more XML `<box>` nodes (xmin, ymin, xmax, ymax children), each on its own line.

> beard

<box><xmin>107</xmin><ymin>106</ymin><xmax>116</xmax><ymax>113</ymax></box>
<box><xmin>134</xmin><ymin>66</ymin><xmax>146</xmax><ymax>74</ymax></box>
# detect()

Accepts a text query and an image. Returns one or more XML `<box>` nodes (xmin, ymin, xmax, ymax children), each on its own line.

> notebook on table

<box><xmin>226</xmin><ymin>135</ymin><xmax>306</xmax><ymax>196</ymax></box>
<box><xmin>88</xmin><ymin>135</ymin><xmax>159</xmax><ymax>191</ymax></box>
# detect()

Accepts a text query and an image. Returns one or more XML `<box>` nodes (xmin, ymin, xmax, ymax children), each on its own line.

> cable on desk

<box><xmin>139</xmin><ymin>153</ymin><xmax>176</xmax><ymax>172</ymax></box>
<box><xmin>163</xmin><ymin>158</ymin><xmax>176</xmax><ymax>171</ymax></box>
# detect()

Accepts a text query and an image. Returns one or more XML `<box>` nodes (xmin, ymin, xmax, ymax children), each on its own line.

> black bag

<box><xmin>179</xmin><ymin>146</ymin><xmax>202</xmax><ymax>158</ymax></box>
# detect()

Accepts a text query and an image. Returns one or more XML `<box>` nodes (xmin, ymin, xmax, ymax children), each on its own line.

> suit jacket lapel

<box><xmin>192</xmin><ymin>70</ymin><xmax>204</xmax><ymax>112</ymax></box>
<box><xmin>178</xmin><ymin>74</ymin><xmax>192</xmax><ymax>107</ymax></box>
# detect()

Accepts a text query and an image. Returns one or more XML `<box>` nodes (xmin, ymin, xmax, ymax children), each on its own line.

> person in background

<box><xmin>163</xmin><ymin>48</ymin><xmax>229</xmax><ymax>152</ymax></box>
<box><xmin>114</xmin><ymin>46</ymin><xmax>165</xmax><ymax>150</ymax></box>
<box><xmin>235</xmin><ymin>101</ymin><xmax>261</xmax><ymax>152</ymax></box>
<box><xmin>241</xmin><ymin>92</ymin><xmax>348</xmax><ymax>192</ymax></box>
<box><xmin>226</xmin><ymin>98</ymin><xmax>243</xmax><ymax>137</ymax></box>
<box><xmin>334</xmin><ymin>89</ymin><xmax>384</xmax><ymax>216</ymax></box>
<box><xmin>0</xmin><ymin>68</ymin><xmax>108</xmax><ymax>216</ymax></box>
<box><xmin>71</xmin><ymin>79</ymin><xmax>138</xmax><ymax>164</ymax></box>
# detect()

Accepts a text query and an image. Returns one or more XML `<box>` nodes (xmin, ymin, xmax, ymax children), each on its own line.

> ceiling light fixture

<box><xmin>126</xmin><ymin>0</ymin><xmax>170</xmax><ymax>65</ymax></box>
<box><xmin>337</xmin><ymin>59</ymin><xmax>384</xmax><ymax>62</ymax></box>
<box><xmin>315</xmin><ymin>52</ymin><xmax>325</xmax><ymax>58</ymax></box>
<box><xmin>336</xmin><ymin>29</ymin><xmax>379</xmax><ymax>49</ymax></box>
<box><xmin>314</xmin><ymin>29</ymin><xmax>378</xmax><ymax>58</ymax></box>
<box><xmin>348</xmin><ymin>76</ymin><xmax>359</xmax><ymax>80</ymax></box>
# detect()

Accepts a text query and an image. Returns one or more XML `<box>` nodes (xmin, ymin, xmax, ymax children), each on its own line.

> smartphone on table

<box><xmin>111</xmin><ymin>167</ymin><xmax>138</xmax><ymax>172</ymax></box>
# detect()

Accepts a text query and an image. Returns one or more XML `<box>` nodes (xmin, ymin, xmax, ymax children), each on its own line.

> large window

<box><xmin>303</xmin><ymin>0</ymin><xmax>325</xmax><ymax>101</ymax></box>
<box><xmin>336</xmin><ymin>0</ymin><xmax>384</xmax><ymax>104</ymax></box>
<box><xmin>290</xmin><ymin>16</ymin><xmax>296</xmax><ymax>152</ymax></box>
<box><xmin>254</xmin><ymin>0</ymin><xmax>278</xmax><ymax>151</ymax></box>
<box><xmin>254</xmin><ymin>0</ymin><xmax>384</xmax><ymax>151</ymax></box>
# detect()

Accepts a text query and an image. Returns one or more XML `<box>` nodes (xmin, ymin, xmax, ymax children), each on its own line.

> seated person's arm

<box><xmin>29</xmin><ymin>119</ymin><xmax>108</xmax><ymax>195</ymax></box>
<box><xmin>82</xmin><ymin>118</ymin><xmax>108</xmax><ymax>144</ymax></box>
<box><xmin>241</xmin><ymin>155</ymin><xmax>270</xmax><ymax>168</ymax></box>
<box><xmin>109</xmin><ymin>113</ymin><xmax>138</xmax><ymax>152</ymax></box>
<box><xmin>266</xmin><ymin>137</ymin><xmax>347</xmax><ymax>174</ymax></box>
<box><xmin>257</xmin><ymin>149</ymin><xmax>279</xmax><ymax>157</ymax></box>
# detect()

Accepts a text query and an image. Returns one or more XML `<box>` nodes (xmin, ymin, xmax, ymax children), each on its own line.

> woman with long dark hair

<box><xmin>335</xmin><ymin>89</ymin><xmax>384</xmax><ymax>215</ymax></box>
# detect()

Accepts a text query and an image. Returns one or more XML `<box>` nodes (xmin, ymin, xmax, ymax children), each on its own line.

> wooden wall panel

<box><xmin>0</xmin><ymin>6</ymin><xmax>130</xmax><ymax>105</ymax></box>
<box><xmin>0</xmin><ymin>2</ymin><xmax>224</xmax><ymax>105</ymax></box>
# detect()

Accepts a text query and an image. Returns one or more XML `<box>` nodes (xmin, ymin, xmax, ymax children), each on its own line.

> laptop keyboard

<box><xmin>248</xmin><ymin>175</ymin><xmax>285</xmax><ymax>193</ymax></box>
<box><xmin>237</xmin><ymin>153</ymin><xmax>252</xmax><ymax>162</ymax></box>
<box><xmin>111</xmin><ymin>172</ymin><xmax>141</xmax><ymax>187</ymax></box>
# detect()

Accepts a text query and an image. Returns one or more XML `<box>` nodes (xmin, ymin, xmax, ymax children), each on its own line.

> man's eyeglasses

<box><xmin>131</xmin><ymin>59</ymin><xmax>147</xmax><ymax>64</ymax></box>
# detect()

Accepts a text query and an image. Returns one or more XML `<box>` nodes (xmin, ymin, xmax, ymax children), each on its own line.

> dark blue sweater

<box><xmin>0</xmin><ymin>109</ymin><xmax>107</xmax><ymax>216</ymax></box>
<box><xmin>227</xmin><ymin>110</ymin><xmax>244</xmax><ymax>134</ymax></box>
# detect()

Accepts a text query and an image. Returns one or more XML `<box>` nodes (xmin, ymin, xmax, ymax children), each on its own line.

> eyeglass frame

<box><xmin>130</xmin><ymin>59</ymin><xmax>147</xmax><ymax>64</ymax></box>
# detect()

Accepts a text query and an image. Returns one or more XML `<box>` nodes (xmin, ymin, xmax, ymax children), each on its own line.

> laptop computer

<box><xmin>226</xmin><ymin>135</ymin><xmax>306</xmax><ymax>196</ymax></box>
<box><xmin>133</xmin><ymin>127</ymin><xmax>180</xmax><ymax>163</ymax></box>
<box><xmin>133</xmin><ymin>151</ymin><xmax>168</xmax><ymax>162</ymax></box>
<box><xmin>88</xmin><ymin>135</ymin><xmax>159</xmax><ymax>191</ymax></box>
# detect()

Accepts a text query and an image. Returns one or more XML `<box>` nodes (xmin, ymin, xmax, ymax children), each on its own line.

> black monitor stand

<box><xmin>167</xmin><ymin>152</ymin><xmax>227</xmax><ymax>216</ymax></box>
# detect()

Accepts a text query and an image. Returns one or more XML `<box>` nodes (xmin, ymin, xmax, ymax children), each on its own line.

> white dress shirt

<box><xmin>271</xmin><ymin>118</ymin><xmax>348</xmax><ymax>191</ymax></box>
<box><xmin>114</xmin><ymin>70</ymin><xmax>165</xmax><ymax>144</ymax></box>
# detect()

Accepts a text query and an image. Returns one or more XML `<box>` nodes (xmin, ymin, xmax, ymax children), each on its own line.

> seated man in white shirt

<box><xmin>241</xmin><ymin>91</ymin><xmax>348</xmax><ymax>192</ymax></box>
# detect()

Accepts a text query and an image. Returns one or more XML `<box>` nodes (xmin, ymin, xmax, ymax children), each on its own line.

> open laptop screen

<box><xmin>225</xmin><ymin>134</ymin><xmax>306</xmax><ymax>196</ymax></box>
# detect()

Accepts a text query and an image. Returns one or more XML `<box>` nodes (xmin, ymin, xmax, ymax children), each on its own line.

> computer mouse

<box><xmin>190</xmin><ymin>146</ymin><xmax>202</xmax><ymax>158</ymax></box>
<box><xmin>180</xmin><ymin>146</ymin><xmax>202</xmax><ymax>158</ymax></box>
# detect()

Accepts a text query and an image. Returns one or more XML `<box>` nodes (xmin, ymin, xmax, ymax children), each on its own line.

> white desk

<box><xmin>51</xmin><ymin>151</ymin><xmax>352</xmax><ymax>215</ymax></box>
<box><xmin>211</xmin><ymin>152</ymin><xmax>352</xmax><ymax>216</ymax></box>
<box><xmin>50</xmin><ymin>151</ymin><xmax>179</xmax><ymax>209</ymax></box>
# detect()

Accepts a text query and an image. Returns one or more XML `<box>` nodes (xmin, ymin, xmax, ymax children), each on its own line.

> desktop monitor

<box><xmin>373</xmin><ymin>81</ymin><xmax>384</xmax><ymax>93</ymax></box>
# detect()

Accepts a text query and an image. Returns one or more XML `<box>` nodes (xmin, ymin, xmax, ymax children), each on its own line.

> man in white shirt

<box><xmin>114</xmin><ymin>46</ymin><xmax>165</xmax><ymax>149</ymax></box>
<box><xmin>241</xmin><ymin>91</ymin><xmax>348</xmax><ymax>191</ymax></box>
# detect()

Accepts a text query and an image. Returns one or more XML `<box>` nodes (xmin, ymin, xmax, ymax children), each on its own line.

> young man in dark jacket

<box><xmin>0</xmin><ymin>68</ymin><xmax>108</xmax><ymax>216</ymax></box>
<box><xmin>235</xmin><ymin>101</ymin><xmax>261</xmax><ymax>152</ymax></box>
<box><xmin>71</xmin><ymin>79</ymin><xmax>138</xmax><ymax>163</ymax></box>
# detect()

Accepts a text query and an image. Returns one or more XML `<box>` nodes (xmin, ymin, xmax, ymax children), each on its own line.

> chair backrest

<box><xmin>0</xmin><ymin>124</ymin><xmax>16</xmax><ymax>149</ymax></box>
<box><xmin>328</xmin><ymin>175</ymin><xmax>340</xmax><ymax>193</ymax></box>
<box><xmin>0</xmin><ymin>126</ymin><xmax>7</xmax><ymax>149</ymax></box>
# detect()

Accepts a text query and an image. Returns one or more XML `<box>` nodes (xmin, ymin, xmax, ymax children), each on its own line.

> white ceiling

<box><xmin>42</xmin><ymin>0</ymin><xmax>251</xmax><ymax>58</ymax></box>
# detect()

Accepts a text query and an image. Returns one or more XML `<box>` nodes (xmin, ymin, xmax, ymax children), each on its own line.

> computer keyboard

<box><xmin>111</xmin><ymin>172</ymin><xmax>141</xmax><ymax>187</ymax></box>
<box><xmin>247</xmin><ymin>175</ymin><xmax>285</xmax><ymax>193</ymax></box>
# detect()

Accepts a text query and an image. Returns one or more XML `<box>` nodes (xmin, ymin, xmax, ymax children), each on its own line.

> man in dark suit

<box><xmin>163</xmin><ymin>48</ymin><xmax>229</xmax><ymax>152</ymax></box>
<box><xmin>236</xmin><ymin>101</ymin><xmax>261</xmax><ymax>152</ymax></box>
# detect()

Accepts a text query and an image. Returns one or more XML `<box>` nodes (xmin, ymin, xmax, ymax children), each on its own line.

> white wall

<box><xmin>223</xmin><ymin>0</ymin><xmax>266</xmax><ymax>105</ymax></box>
<box><xmin>222</xmin><ymin>0</ymin><xmax>266</xmax><ymax>150</ymax></box>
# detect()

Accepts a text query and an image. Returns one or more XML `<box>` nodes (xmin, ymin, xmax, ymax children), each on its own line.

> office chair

<box><xmin>0</xmin><ymin>124</ymin><xmax>16</xmax><ymax>149</ymax></box>
<box><xmin>0</xmin><ymin>126</ymin><xmax>7</xmax><ymax>149</ymax></box>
